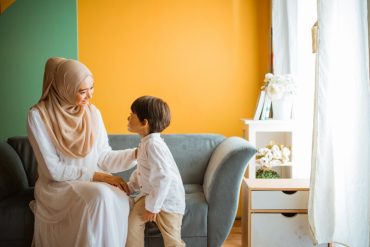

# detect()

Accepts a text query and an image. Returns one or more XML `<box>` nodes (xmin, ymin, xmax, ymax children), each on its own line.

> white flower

<box><xmin>270</xmin><ymin>159</ymin><xmax>282</xmax><ymax>166</ymax></box>
<box><xmin>264</xmin><ymin>73</ymin><xmax>274</xmax><ymax>81</ymax></box>
<box><xmin>271</xmin><ymin>145</ymin><xmax>280</xmax><ymax>153</ymax></box>
<box><xmin>256</xmin><ymin>156</ymin><xmax>271</xmax><ymax>168</ymax></box>
<box><xmin>272</xmin><ymin>150</ymin><xmax>282</xmax><ymax>160</ymax></box>
<box><xmin>265</xmin><ymin>151</ymin><xmax>273</xmax><ymax>161</ymax></box>
<box><xmin>257</xmin><ymin>147</ymin><xmax>271</xmax><ymax>156</ymax></box>
<box><xmin>263</xmin><ymin>73</ymin><xmax>296</xmax><ymax>100</ymax></box>
<box><xmin>282</xmin><ymin>147</ymin><xmax>291</xmax><ymax>159</ymax></box>
<box><xmin>282</xmin><ymin>156</ymin><xmax>290</xmax><ymax>163</ymax></box>
<box><xmin>256</xmin><ymin>143</ymin><xmax>291</xmax><ymax>169</ymax></box>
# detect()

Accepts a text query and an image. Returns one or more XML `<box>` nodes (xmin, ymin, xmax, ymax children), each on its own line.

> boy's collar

<box><xmin>140</xmin><ymin>133</ymin><xmax>161</xmax><ymax>142</ymax></box>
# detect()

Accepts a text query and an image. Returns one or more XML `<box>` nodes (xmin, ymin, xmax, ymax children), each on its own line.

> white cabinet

<box><xmin>241</xmin><ymin>119</ymin><xmax>296</xmax><ymax>178</ymax></box>
<box><xmin>241</xmin><ymin>179</ymin><xmax>327</xmax><ymax>247</ymax></box>
<box><xmin>251</xmin><ymin>213</ymin><xmax>313</xmax><ymax>247</ymax></box>
<box><xmin>251</xmin><ymin>190</ymin><xmax>308</xmax><ymax>209</ymax></box>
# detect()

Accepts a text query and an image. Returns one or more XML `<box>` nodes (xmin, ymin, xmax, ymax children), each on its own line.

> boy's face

<box><xmin>127</xmin><ymin>112</ymin><xmax>149</xmax><ymax>136</ymax></box>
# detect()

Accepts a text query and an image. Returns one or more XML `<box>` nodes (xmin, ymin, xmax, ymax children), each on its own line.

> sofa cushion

<box><xmin>0</xmin><ymin>188</ymin><xmax>34</xmax><ymax>243</ymax></box>
<box><xmin>0</xmin><ymin>141</ymin><xmax>28</xmax><ymax>200</ymax></box>
<box><xmin>181</xmin><ymin>184</ymin><xmax>208</xmax><ymax>237</ymax></box>
<box><xmin>145</xmin><ymin>184</ymin><xmax>207</xmax><ymax>238</ymax></box>
<box><xmin>7</xmin><ymin>137</ymin><xmax>38</xmax><ymax>187</ymax></box>
<box><xmin>109</xmin><ymin>134</ymin><xmax>225</xmax><ymax>184</ymax></box>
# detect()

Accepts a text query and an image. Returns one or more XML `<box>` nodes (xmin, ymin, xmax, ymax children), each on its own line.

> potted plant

<box><xmin>262</xmin><ymin>73</ymin><xmax>296</xmax><ymax>120</ymax></box>
<box><xmin>256</xmin><ymin>168</ymin><xmax>280</xmax><ymax>179</ymax></box>
<box><xmin>255</xmin><ymin>142</ymin><xmax>291</xmax><ymax>179</ymax></box>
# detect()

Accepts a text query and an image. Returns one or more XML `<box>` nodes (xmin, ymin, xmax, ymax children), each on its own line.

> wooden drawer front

<box><xmin>251</xmin><ymin>213</ymin><xmax>314</xmax><ymax>247</ymax></box>
<box><xmin>251</xmin><ymin>190</ymin><xmax>308</xmax><ymax>209</ymax></box>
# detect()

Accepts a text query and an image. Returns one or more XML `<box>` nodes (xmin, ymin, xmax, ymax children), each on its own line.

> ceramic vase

<box><xmin>272</xmin><ymin>96</ymin><xmax>293</xmax><ymax>120</ymax></box>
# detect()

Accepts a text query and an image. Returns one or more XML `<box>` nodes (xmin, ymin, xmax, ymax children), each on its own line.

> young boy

<box><xmin>125</xmin><ymin>96</ymin><xmax>186</xmax><ymax>247</ymax></box>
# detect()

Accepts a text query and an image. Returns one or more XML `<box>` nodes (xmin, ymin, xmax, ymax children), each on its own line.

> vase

<box><xmin>272</xmin><ymin>96</ymin><xmax>293</xmax><ymax>120</ymax></box>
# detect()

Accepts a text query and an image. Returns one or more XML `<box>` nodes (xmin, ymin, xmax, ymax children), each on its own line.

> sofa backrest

<box><xmin>6</xmin><ymin>134</ymin><xmax>225</xmax><ymax>186</ymax></box>
<box><xmin>0</xmin><ymin>140</ymin><xmax>30</xmax><ymax>200</ymax></box>
<box><xmin>7</xmin><ymin>137</ymin><xmax>38</xmax><ymax>187</ymax></box>
<box><xmin>110</xmin><ymin>134</ymin><xmax>225</xmax><ymax>184</ymax></box>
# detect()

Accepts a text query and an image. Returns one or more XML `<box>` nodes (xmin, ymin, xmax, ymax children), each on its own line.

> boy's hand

<box><xmin>143</xmin><ymin>210</ymin><xmax>157</xmax><ymax>222</ymax></box>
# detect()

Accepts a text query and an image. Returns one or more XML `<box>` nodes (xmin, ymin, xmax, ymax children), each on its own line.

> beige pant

<box><xmin>126</xmin><ymin>197</ymin><xmax>186</xmax><ymax>247</ymax></box>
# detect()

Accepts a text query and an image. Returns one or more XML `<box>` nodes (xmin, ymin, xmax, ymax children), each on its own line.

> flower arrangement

<box><xmin>255</xmin><ymin>142</ymin><xmax>291</xmax><ymax>169</ymax></box>
<box><xmin>255</xmin><ymin>142</ymin><xmax>292</xmax><ymax>179</ymax></box>
<box><xmin>262</xmin><ymin>73</ymin><xmax>296</xmax><ymax>100</ymax></box>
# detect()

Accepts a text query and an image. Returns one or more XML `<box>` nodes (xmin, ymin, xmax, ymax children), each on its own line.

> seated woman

<box><xmin>28</xmin><ymin>57</ymin><xmax>135</xmax><ymax>246</ymax></box>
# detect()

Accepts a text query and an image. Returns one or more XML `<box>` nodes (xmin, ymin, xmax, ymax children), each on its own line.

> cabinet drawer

<box><xmin>251</xmin><ymin>213</ymin><xmax>314</xmax><ymax>247</ymax></box>
<box><xmin>251</xmin><ymin>190</ymin><xmax>308</xmax><ymax>209</ymax></box>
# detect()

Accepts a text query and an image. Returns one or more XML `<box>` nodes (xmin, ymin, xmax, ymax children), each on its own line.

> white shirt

<box><xmin>128</xmin><ymin>133</ymin><xmax>185</xmax><ymax>215</ymax></box>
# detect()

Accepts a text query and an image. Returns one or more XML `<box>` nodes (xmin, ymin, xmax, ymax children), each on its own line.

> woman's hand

<box><xmin>93</xmin><ymin>172</ymin><xmax>130</xmax><ymax>194</ymax></box>
<box><xmin>143</xmin><ymin>209</ymin><xmax>157</xmax><ymax>222</ymax></box>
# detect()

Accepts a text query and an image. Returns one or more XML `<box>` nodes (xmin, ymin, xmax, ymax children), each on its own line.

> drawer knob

<box><xmin>281</xmin><ymin>213</ymin><xmax>297</xmax><ymax>217</ymax></box>
<box><xmin>282</xmin><ymin>190</ymin><xmax>297</xmax><ymax>195</ymax></box>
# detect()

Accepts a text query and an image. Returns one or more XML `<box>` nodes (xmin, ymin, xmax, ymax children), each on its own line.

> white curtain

<box><xmin>309</xmin><ymin>0</ymin><xmax>370</xmax><ymax>246</ymax></box>
<box><xmin>272</xmin><ymin>0</ymin><xmax>316</xmax><ymax>178</ymax></box>
<box><xmin>272</xmin><ymin>0</ymin><xmax>297</xmax><ymax>74</ymax></box>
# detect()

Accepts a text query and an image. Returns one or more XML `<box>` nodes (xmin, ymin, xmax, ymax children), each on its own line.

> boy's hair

<box><xmin>131</xmin><ymin>96</ymin><xmax>171</xmax><ymax>133</ymax></box>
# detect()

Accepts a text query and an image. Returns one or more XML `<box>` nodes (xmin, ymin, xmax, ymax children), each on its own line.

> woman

<box><xmin>28</xmin><ymin>57</ymin><xmax>135</xmax><ymax>246</ymax></box>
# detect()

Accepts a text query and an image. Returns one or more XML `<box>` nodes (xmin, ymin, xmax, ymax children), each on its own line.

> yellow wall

<box><xmin>78</xmin><ymin>0</ymin><xmax>270</xmax><ymax>137</ymax></box>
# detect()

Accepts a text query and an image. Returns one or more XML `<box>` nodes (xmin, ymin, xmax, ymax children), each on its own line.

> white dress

<box><xmin>27</xmin><ymin>106</ymin><xmax>136</xmax><ymax>247</ymax></box>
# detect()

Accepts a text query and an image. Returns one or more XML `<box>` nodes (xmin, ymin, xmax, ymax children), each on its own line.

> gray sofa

<box><xmin>0</xmin><ymin>134</ymin><xmax>256</xmax><ymax>247</ymax></box>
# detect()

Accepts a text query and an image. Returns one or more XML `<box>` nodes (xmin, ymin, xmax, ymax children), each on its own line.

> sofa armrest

<box><xmin>0</xmin><ymin>141</ymin><xmax>29</xmax><ymax>201</ymax></box>
<box><xmin>203</xmin><ymin>137</ymin><xmax>256</xmax><ymax>247</ymax></box>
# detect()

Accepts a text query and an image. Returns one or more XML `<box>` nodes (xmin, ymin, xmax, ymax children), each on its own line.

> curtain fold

<box><xmin>272</xmin><ymin>0</ymin><xmax>297</xmax><ymax>74</ymax></box>
<box><xmin>272</xmin><ymin>0</ymin><xmax>316</xmax><ymax>178</ymax></box>
<box><xmin>309</xmin><ymin>0</ymin><xmax>370</xmax><ymax>246</ymax></box>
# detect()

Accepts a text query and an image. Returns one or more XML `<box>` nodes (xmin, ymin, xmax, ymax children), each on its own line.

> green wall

<box><xmin>0</xmin><ymin>0</ymin><xmax>77</xmax><ymax>139</ymax></box>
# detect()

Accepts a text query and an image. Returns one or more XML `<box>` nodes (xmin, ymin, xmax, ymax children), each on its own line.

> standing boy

<box><xmin>126</xmin><ymin>96</ymin><xmax>186</xmax><ymax>247</ymax></box>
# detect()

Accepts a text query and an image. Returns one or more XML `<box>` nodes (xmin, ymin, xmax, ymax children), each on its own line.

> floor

<box><xmin>222</xmin><ymin>219</ymin><xmax>242</xmax><ymax>247</ymax></box>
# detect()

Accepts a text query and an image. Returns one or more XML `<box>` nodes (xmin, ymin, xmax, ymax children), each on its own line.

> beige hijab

<box><xmin>35</xmin><ymin>57</ymin><xmax>98</xmax><ymax>158</ymax></box>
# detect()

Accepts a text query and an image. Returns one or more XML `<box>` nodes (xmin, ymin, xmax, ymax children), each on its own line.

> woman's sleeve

<box><xmin>96</xmin><ymin>110</ymin><xmax>137</xmax><ymax>173</ymax></box>
<box><xmin>127</xmin><ymin>170</ymin><xmax>140</xmax><ymax>194</ymax></box>
<box><xmin>27</xmin><ymin>109</ymin><xmax>94</xmax><ymax>181</ymax></box>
